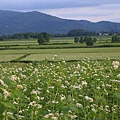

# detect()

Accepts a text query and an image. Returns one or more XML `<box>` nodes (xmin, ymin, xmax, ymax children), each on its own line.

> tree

<box><xmin>42</xmin><ymin>32</ymin><xmax>50</xmax><ymax>43</ymax></box>
<box><xmin>37</xmin><ymin>32</ymin><xmax>50</xmax><ymax>45</ymax></box>
<box><xmin>85</xmin><ymin>37</ymin><xmax>94</xmax><ymax>46</ymax></box>
<box><xmin>93</xmin><ymin>38</ymin><xmax>97</xmax><ymax>43</ymax></box>
<box><xmin>38</xmin><ymin>34</ymin><xmax>45</xmax><ymax>45</ymax></box>
<box><xmin>111</xmin><ymin>35</ymin><xmax>120</xmax><ymax>43</ymax></box>
<box><xmin>0</xmin><ymin>36</ymin><xmax>4</xmax><ymax>41</ymax></box>
<box><xmin>74</xmin><ymin>37</ymin><xmax>79</xmax><ymax>43</ymax></box>
<box><xmin>79</xmin><ymin>37</ymin><xmax>84</xmax><ymax>44</ymax></box>
<box><xmin>68</xmin><ymin>29</ymin><xmax>97</xmax><ymax>36</ymax></box>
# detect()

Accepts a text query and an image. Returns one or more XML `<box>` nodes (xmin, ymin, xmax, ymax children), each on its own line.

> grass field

<box><xmin>0</xmin><ymin>47</ymin><xmax>120</xmax><ymax>62</ymax></box>
<box><xmin>0</xmin><ymin>36</ymin><xmax>120</xmax><ymax>63</ymax></box>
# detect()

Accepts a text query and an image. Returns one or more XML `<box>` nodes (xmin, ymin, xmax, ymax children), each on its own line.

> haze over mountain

<box><xmin>0</xmin><ymin>10</ymin><xmax>120</xmax><ymax>35</ymax></box>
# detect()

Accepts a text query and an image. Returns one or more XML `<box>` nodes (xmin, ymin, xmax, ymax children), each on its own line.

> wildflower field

<box><xmin>0</xmin><ymin>58</ymin><xmax>120</xmax><ymax>120</ymax></box>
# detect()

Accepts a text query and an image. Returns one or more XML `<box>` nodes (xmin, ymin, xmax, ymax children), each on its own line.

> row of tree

<box><xmin>0</xmin><ymin>32</ymin><xmax>46</xmax><ymax>40</ymax></box>
<box><xmin>74</xmin><ymin>36</ymin><xmax>97</xmax><ymax>46</ymax></box>
<box><xmin>111</xmin><ymin>35</ymin><xmax>120</xmax><ymax>43</ymax></box>
<box><xmin>0</xmin><ymin>29</ymin><xmax>97</xmax><ymax>41</ymax></box>
<box><xmin>68</xmin><ymin>29</ymin><xmax>98</xmax><ymax>36</ymax></box>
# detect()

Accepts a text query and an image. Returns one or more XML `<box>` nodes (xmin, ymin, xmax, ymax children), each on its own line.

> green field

<box><xmin>0</xmin><ymin>36</ymin><xmax>120</xmax><ymax>63</ymax></box>
<box><xmin>0</xmin><ymin>47</ymin><xmax>120</xmax><ymax>62</ymax></box>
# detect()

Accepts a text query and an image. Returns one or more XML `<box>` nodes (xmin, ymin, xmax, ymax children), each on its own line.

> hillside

<box><xmin>0</xmin><ymin>10</ymin><xmax>120</xmax><ymax>35</ymax></box>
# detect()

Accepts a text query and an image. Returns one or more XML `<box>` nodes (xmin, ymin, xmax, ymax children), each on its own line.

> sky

<box><xmin>0</xmin><ymin>0</ymin><xmax>120</xmax><ymax>23</ymax></box>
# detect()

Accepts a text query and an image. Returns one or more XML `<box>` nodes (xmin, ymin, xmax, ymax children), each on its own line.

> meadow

<box><xmin>0</xmin><ymin>36</ymin><xmax>120</xmax><ymax>120</ymax></box>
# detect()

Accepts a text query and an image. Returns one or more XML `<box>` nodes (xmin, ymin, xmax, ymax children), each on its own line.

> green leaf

<box><xmin>0</xmin><ymin>104</ymin><xmax>5</xmax><ymax>118</ymax></box>
<box><xmin>61</xmin><ymin>105</ymin><xmax>69</xmax><ymax>113</ymax></box>
<box><xmin>114</xmin><ymin>93</ymin><xmax>120</xmax><ymax>99</ymax></box>
<box><xmin>1</xmin><ymin>102</ymin><xmax>16</xmax><ymax>109</ymax></box>
<box><xmin>13</xmin><ymin>89</ymin><xmax>24</xmax><ymax>98</ymax></box>
<box><xmin>68</xmin><ymin>103</ymin><xmax>79</xmax><ymax>113</ymax></box>
<box><xmin>67</xmin><ymin>95</ymin><xmax>73</xmax><ymax>103</ymax></box>
<box><xmin>114</xmin><ymin>88</ymin><xmax>120</xmax><ymax>99</ymax></box>
<box><xmin>88</xmin><ymin>111</ymin><xmax>96</xmax><ymax>118</ymax></box>
<box><xmin>3</xmin><ymin>78</ymin><xmax>12</xmax><ymax>86</ymax></box>
<box><xmin>8</xmin><ymin>114</ymin><xmax>16</xmax><ymax>120</ymax></box>
<box><xmin>95</xmin><ymin>96</ymin><xmax>106</xmax><ymax>104</ymax></box>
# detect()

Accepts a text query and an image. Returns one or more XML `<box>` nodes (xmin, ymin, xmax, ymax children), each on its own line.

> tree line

<box><xmin>68</xmin><ymin>29</ymin><xmax>98</xmax><ymax>36</ymax></box>
<box><xmin>0</xmin><ymin>30</ymin><xmax>120</xmax><ymax>45</ymax></box>
<box><xmin>0</xmin><ymin>32</ymin><xmax>44</xmax><ymax>41</ymax></box>
<box><xmin>74</xmin><ymin>36</ymin><xmax>97</xmax><ymax>46</ymax></box>
<box><xmin>0</xmin><ymin>29</ymin><xmax>110</xmax><ymax>40</ymax></box>
<box><xmin>111</xmin><ymin>35</ymin><xmax>120</xmax><ymax>43</ymax></box>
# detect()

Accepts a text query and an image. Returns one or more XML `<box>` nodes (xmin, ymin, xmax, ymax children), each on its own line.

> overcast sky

<box><xmin>0</xmin><ymin>0</ymin><xmax>120</xmax><ymax>23</ymax></box>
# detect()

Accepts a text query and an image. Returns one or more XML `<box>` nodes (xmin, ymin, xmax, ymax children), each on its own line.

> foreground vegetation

<box><xmin>0</xmin><ymin>58</ymin><xmax>120</xmax><ymax>120</ymax></box>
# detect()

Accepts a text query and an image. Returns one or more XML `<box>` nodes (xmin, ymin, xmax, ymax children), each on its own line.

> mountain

<box><xmin>0</xmin><ymin>10</ymin><xmax>120</xmax><ymax>35</ymax></box>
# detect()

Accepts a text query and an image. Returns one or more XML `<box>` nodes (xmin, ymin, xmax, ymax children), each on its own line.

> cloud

<box><xmin>40</xmin><ymin>3</ymin><xmax>120</xmax><ymax>22</ymax></box>
<box><xmin>0</xmin><ymin>0</ymin><xmax>120</xmax><ymax>22</ymax></box>
<box><xmin>0</xmin><ymin>0</ymin><xmax>120</xmax><ymax>10</ymax></box>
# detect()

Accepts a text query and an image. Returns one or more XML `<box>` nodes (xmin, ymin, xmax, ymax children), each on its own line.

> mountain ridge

<box><xmin>0</xmin><ymin>10</ymin><xmax>120</xmax><ymax>35</ymax></box>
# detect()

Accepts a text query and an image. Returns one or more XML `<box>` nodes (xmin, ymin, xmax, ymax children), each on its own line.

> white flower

<box><xmin>34</xmin><ymin>68</ymin><xmax>38</xmax><ymax>72</ymax></box>
<box><xmin>13</xmin><ymin>101</ymin><xmax>18</xmax><ymax>105</ymax></box>
<box><xmin>96</xmin><ymin>86</ymin><xmax>100</xmax><ymax>90</ymax></box>
<box><xmin>54</xmin><ymin>55</ymin><xmax>57</xmax><ymax>58</ymax></box>
<box><xmin>52</xmin><ymin>116</ymin><xmax>58</xmax><ymax>120</ymax></box>
<box><xmin>69</xmin><ymin>115</ymin><xmax>77</xmax><ymax>119</ymax></box>
<box><xmin>60</xmin><ymin>94</ymin><xmax>66</xmax><ymax>101</ymax></box>
<box><xmin>0</xmin><ymin>79</ymin><xmax>8</xmax><ymax>88</ymax></box>
<box><xmin>111</xmin><ymin>80</ymin><xmax>120</xmax><ymax>83</ymax></box>
<box><xmin>91</xmin><ymin>108</ymin><xmax>97</xmax><ymax>113</ymax></box>
<box><xmin>29</xmin><ymin>101</ymin><xmax>37</xmax><ymax>107</ymax></box>
<box><xmin>38</xmin><ymin>104</ymin><xmax>42</xmax><ymax>109</ymax></box>
<box><xmin>44</xmin><ymin>114</ymin><xmax>49</xmax><ymax>118</ymax></box>
<box><xmin>105</xmin><ymin>105</ymin><xmax>110</xmax><ymax>112</ymax></box>
<box><xmin>40</xmin><ymin>97</ymin><xmax>44</xmax><ymax>100</ymax></box>
<box><xmin>0</xmin><ymin>79</ymin><xmax>4</xmax><ymax>85</ymax></box>
<box><xmin>77</xmin><ymin>63</ymin><xmax>80</xmax><ymax>69</ymax></box>
<box><xmin>117</xmin><ymin>74</ymin><xmax>120</xmax><ymax>78</ymax></box>
<box><xmin>7</xmin><ymin>112</ymin><xmax>13</xmax><ymax>115</ymax></box>
<box><xmin>46</xmin><ymin>90</ymin><xmax>50</xmax><ymax>93</ymax></box>
<box><xmin>3</xmin><ymin>89</ymin><xmax>10</xmax><ymax>98</ymax></box>
<box><xmin>76</xmin><ymin>103</ymin><xmax>83</xmax><ymax>108</ymax></box>
<box><xmin>112</xmin><ymin>61</ymin><xmax>119</xmax><ymax>69</ymax></box>
<box><xmin>10</xmin><ymin>75</ymin><xmax>20</xmax><ymax>82</ymax></box>
<box><xmin>81</xmin><ymin>81</ymin><xmax>87</xmax><ymax>86</ymax></box>
<box><xmin>17</xmin><ymin>85</ymin><xmax>23</xmax><ymax>89</ymax></box>
<box><xmin>85</xmin><ymin>96</ymin><xmax>93</xmax><ymax>102</ymax></box>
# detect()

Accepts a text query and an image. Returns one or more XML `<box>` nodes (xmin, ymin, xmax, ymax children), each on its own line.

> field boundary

<box><xmin>10</xmin><ymin>54</ymin><xmax>31</xmax><ymax>62</ymax></box>
<box><xmin>0</xmin><ymin>44</ymin><xmax>120</xmax><ymax>50</ymax></box>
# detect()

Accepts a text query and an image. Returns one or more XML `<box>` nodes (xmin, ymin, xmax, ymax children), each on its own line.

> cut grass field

<box><xmin>0</xmin><ymin>47</ymin><xmax>120</xmax><ymax>62</ymax></box>
<box><xmin>22</xmin><ymin>52</ymin><xmax>120</xmax><ymax>61</ymax></box>
<box><xmin>0</xmin><ymin>54</ymin><xmax>24</xmax><ymax>62</ymax></box>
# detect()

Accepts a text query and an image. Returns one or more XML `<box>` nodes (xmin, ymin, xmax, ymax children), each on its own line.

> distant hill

<box><xmin>0</xmin><ymin>10</ymin><xmax>120</xmax><ymax>35</ymax></box>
